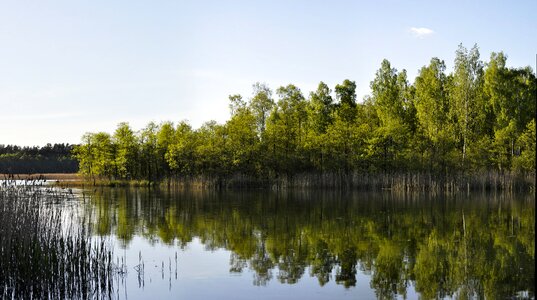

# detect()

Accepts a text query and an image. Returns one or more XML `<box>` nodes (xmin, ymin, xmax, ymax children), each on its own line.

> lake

<box><xmin>68</xmin><ymin>187</ymin><xmax>534</xmax><ymax>299</ymax></box>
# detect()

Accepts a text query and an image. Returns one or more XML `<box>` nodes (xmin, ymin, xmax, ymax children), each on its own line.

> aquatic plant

<box><xmin>0</xmin><ymin>179</ymin><xmax>115</xmax><ymax>299</ymax></box>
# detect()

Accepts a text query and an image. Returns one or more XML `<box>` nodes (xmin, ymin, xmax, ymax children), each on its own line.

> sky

<box><xmin>0</xmin><ymin>0</ymin><xmax>535</xmax><ymax>146</ymax></box>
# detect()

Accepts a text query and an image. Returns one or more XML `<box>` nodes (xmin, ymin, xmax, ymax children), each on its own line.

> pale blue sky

<box><xmin>1</xmin><ymin>0</ymin><xmax>535</xmax><ymax>146</ymax></box>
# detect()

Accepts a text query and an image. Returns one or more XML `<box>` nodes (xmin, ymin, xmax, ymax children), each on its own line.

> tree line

<box><xmin>0</xmin><ymin>143</ymin><xmax>77</xmax><ymax>174</ymax></box>
<box><xmin>74</xmin><ymin>44</ymin><xmax>536</xmax><ymax>185</ymax></box>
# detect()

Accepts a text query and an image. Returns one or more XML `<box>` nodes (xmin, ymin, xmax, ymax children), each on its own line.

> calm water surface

<box><xmin>72</xmin><ymin>188</ymin><xmax>534</xmax><ymax>299</ymax></box>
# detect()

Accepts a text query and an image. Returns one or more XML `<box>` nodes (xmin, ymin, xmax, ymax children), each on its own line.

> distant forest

<box><xmin>74</xmin><ymin>45</ymin><xmax>535</xmax><ymax>185</ymax></box>
<box><xmin>0</xmin><ymin>143</ymin><xmax>78</xmax><ymax>174</ymax></box>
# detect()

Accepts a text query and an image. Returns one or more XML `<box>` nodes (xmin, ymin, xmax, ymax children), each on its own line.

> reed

<box><xmin>49</xmin><ymin>170</ymin><xmax>535</xmax><ymax>192</ymax></box>
<box><xmin>0</xmin><ymin>179</ymin><xmax>115</xmax><ymax>299</ymax></box>
<box><xmin>156</xmin><ymin>171</ymin><xmax>535</xmax><ymax>192</ymax></box>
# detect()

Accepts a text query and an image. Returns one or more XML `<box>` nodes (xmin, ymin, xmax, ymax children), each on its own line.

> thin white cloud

<box><xmin>409</xmin><ymin>27</ymin><xmax>434</xmax><ymax>39</ymax></box>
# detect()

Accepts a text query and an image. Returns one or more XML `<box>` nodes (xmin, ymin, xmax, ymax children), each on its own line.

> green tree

<box><xmin>195</xmin><ymin>121</ymin><xmax>229</xmax><ymax>180</ymax></box>
<box><xmin>370</xmin><ymin>60</ymin><xmax>405</xmax><ymax>126</ymax></box>
<box><xmin>449</xmin><ymin>44</ymin><xmax>487</xmax><ymax>164</ymax></box>
<box><xmin>486</xmin><ymin>53</ymin><xmax>536</xmax><ymax>133</ymax></box>
<box><xmin>263</xmin><ymin>85</ymin><xmax>309</xmax><ymax>176</ymax></box>
<box><xmin>165</xmin><ymin>121</ymin><xmax>197</xmax><ymax>176</ymax></box>
<box><xmin>414</xmin><ymin>58</ymin><xmax>454</xmax><ymax>171</ymax></box>
<box><xmin>139</xmin><ymin>122</ymin><xmax>159</xmax><ymax>181</ymax></box>
<box><xmin>228</xmin><ymin>94</ymin><xmax>247</xmax><ymax>116</ymax></box>
<box><xmin>492</xmin><ymin>120</ymin><xmax>516</xmax><ymax>171</ymax></box>
<box><xmin>370</xmin><ymin>60</ymin><xmax>412</xmax><ymax>171</ymax></box>
<box><xmin>396</xmin><ymin>70</ymin><xmax>417</xmax><ymax>133</ymax></box>
<box><xmin>485</xmin><ymin>53</ymin><xmax>536</xmax><ymax>170</ymax></box>
<box><xmin>308</xmin><ymin>81</ymin><xmax>334</xmax><ymax>134</ymax></box>
<box><xmin>250</xmin><ymin>82</ymin><xmax>274</xmax><ymax>135</ymax></box>
<box><xmin>74</xmin><ymin>132</ymin><xmax>115</xmax><ymax>182</ymax></box>
<box><xmin>334</xmin><ymin>79</ymin><xmax>357</xmax><ymax>123</ymax></box>
<box><xmin>304</xmin><ymin>82</ymin><xmax>335</xmax><ymax>173</ymax></box>
<box><xmin>92</xmin><ymin>132</ymin><xmax>115</xmax><ymax>180</ymax></box>
<box><xmin>74</xmin><ymin>133</ymin><xmax>97</xmax><ymax>184</ymax></box>
<box><xmin>113</xmin><ymin>122</ymin><xmax>138</xmax><ymax>179</ymax></box>
<box><xmin>367</xmin><ymin>124</ymin><xmax>410</xmax><ymax>172</ymax></box>
<box><xmin>157</xmin><ymin>121</ymin><xmax>176</xmax><ymax>179</ymax></box>
<box><xmin>226</xmin><ymin>98</ymin><xmax>259</xmax><ymax>175</ymax></box>
<box><xmin>513</xmin><ymin>119</ymin><xmax>536</xmax><ymax>172</ymax></box>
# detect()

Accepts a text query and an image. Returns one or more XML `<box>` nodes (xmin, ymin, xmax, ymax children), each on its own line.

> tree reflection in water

<box><xmin>85</xmin><ymin>188</ymin><xmax>535</xmax><ymax>299</ymax></box>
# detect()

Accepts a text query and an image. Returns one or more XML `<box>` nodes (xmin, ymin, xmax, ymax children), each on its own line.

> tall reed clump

<box><xmin>0</xmin><ymin>180</ymin><xmax>114</xmax><ymax>299</ymax></box>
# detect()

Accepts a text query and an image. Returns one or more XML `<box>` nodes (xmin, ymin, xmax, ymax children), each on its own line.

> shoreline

<box><xmin>1</xmin><ymin>173</ymin><xmax>81</xmax><ymax>181</ymax></box>
<box><xmin>35</xmin><ymin>171</ymin><xmax>536</xmax><ymax>192</ymax></box>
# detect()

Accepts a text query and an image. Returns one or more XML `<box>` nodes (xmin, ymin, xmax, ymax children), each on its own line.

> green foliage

<box><xmin>371</xmin><ymin>60</ymin><xmax>405</xmax><ymax>126</ymax></box>
<box><xmin>513</xmin><ymin>119</ymin><xmax>536</xmax><ymax>172</ymax></box>
<box><xmin>467</xmin><ymin>135</ymin><xmax>494</xmax><ymax>171</ymax></box>
<box><xmin>165</xmin><ymin>121</ymin><xmax>197</xmax><ymax>176</ymax></box>
<box><xmin>367</xmin><ymin>122</ymin><xmax>410</xmax><ymax>172</ymax></box>
<box><xmin>226</xmin><ymin>105</ymin><xmax>259</xmax><ymax>174</ymax></box>
<box><xmin>449</xmin><ymin>44</ymin><xmax>488</xmax><ymax>162</ymax></box>
<box><xmin>113</xmin><ymin>122</ymin><xmax>138</xmax><ymax>179</ymax></box>
<box><xmin>264</xmin><ymin>84</ymin><xmax>308</xmax><ymax>174</ymax></box>
<box><xmin>74</xmin><ymin>132</ymin><xmax>114</xmax><ymax>182</ymax></box>
<box><xmin>485</xmin><ymin>53</ymin><xmax>536</xmax><ymax>133</ymax></box>
<box><xmin>492</xmin><ymin>120</ymin><xmax>516</xmax><ymax>171</ymax></box>
<box><xmin>250</xmin><ymin>82</ymin><xmax>274</xmax><ymax>134</ymax></box>
<box><xmin>414</xmin><ymin>58</ymin><xmax>449</xmax><ymax>139</ymax></box>
<box><xmin>73</xmin><ymin>45</ymin><xmax>535</xmax><ymax>183</ymax></box>
<box><xmin>195</xmin><ymin>121</ymin><xmax>228</xmax><ymax>177</ymax></box>
<box><xmin>335</xmin><ymin>79</ymin><xmax>357</xmax><ymax>123</ymax></box>
<box><xmin>308</xmin><ymin>82</ymin><xmax>334</xmax><ymax>134</ymax></box>
<box><xmin>139</xmin><ymin>122</ymin><xmax>159</xmax><ymax>181</ymax></box>
<box><xmin>413</xmin><ymin>58</ymin><xmax>458</xmax><ymax>172</ymax></box>
<box><xmin>156</xmin><ymin>121</ymin><xmax>175</xmax><ymax>176</ymax></box>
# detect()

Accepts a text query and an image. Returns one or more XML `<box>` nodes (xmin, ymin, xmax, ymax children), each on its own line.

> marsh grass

<box><xmin>52</xmin><ymin>170</ymin><xmax>535</xmax><ymax>192</ymax></box>
<box><xmin>53</xmin><ymin>178</ymin><xmax>155</xmax><ymax>188</ymax></box>
<box><xmin>0</xmin><ymin>173</ymin><xmax>80</xmax><ymax>181</ymax></box>
<box><xmin>0</xmin><ymin>179</ymin><xmax>115</xmax><ymax>299</ymax></box>
<box><xmin>146</xmin><ymin>171</ymin><xmax>536</xmax><ymax>192</ymax></box>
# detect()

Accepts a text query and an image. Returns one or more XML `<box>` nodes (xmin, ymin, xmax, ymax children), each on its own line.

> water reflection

<box><xmin>84</xmin><ymin>188</ymin><xmax>535</xmax><ymax>299</ymax></box>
